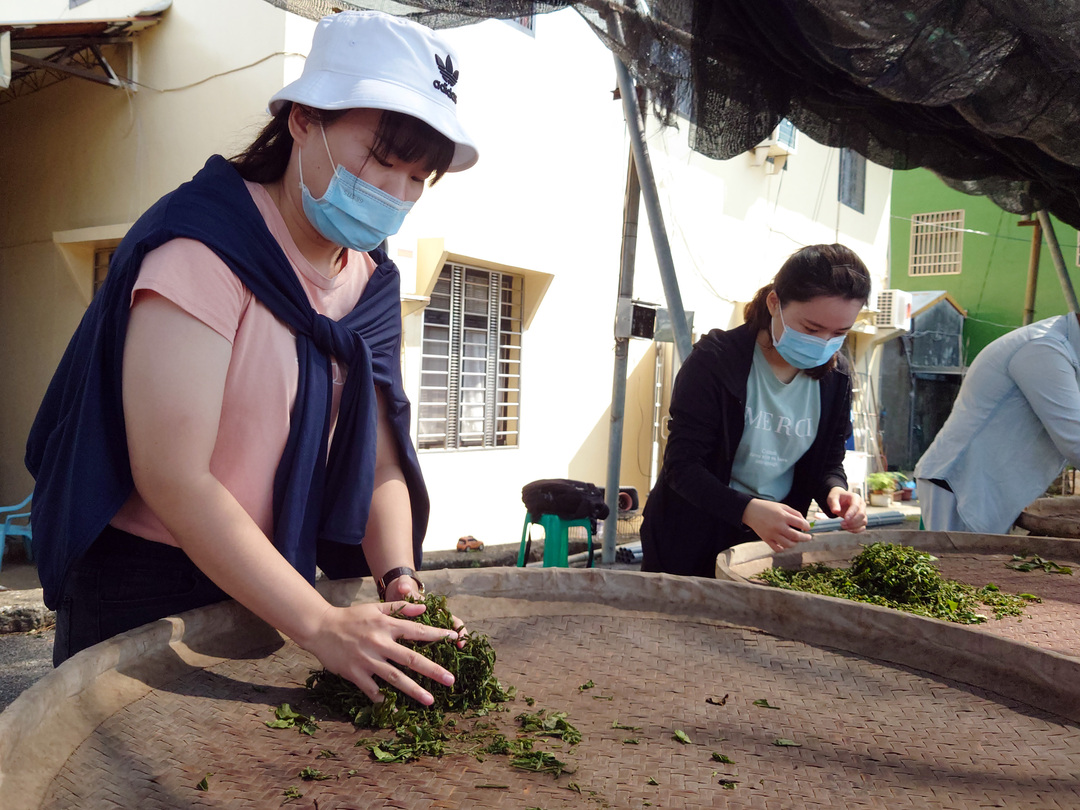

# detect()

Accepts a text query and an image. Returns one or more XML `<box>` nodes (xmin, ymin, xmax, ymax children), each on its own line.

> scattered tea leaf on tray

<box><xmin>298</xmin><ymin>766</ymin><xmax>331</xmax><ymax>781</ymax></box>
<box><xmin>623</xmin><ymin>738</ymin><xmax>639</xmax><ymax>744</ymax></box>
<box><xmin>719</xmin><ymin>778</ymin><xmax>739</xmax><ymax>789</ymax></box>
<box><xmin>578</xmin><ymin>680</ymin><xmax>595</xmax><ymax>692</ymax></box>
<box><xmin>295</xmin><ymin>593</ymin><xmax>592</xmax><ymax>786</ymax></box>
<box><xmin>1007</xmin><ymin>554</ymin><xmax>1073</xmax><ymax>574</ymax></box>
<box><xmin>647</xmin><ymin>776</ymin><xmax>660</xmax><ymax>785</ymax></box>
<box><xmin>612</xmin><ymin>720</ymin><xmax>642</xmax><ymax>731</ymax></box>
<box><xmin>510</xmin><ymin>750</ymin><xmax>571</xmax><ymax>776</ymax></box>
<box><xmin>773</xmin><ymin>738</ymin><xmax>801</xmax><ymax>747</ymax></box>
<box><xmin>195</xmin><ymin>773</ymin><xmax>212</xmax><ymax>791</ymax></box>
<box><xmin>711</xmin><ymin>752</ymin><xmax>733</xmax><ymax>763</ymax></box>
<box><xmin>673</xmin><ymin>729</ymin><xmax>692</xmax><ymax>744</ymax></box>
<box><xmin>265</xmin><ymin>703</ymin><xmax>319</xmax><ymax>735</ymax></box>
<box><xmin>282</xmin><ymin>785</ymin><xmax>303</xmax><ymax>803</ymax></box>
<box><xmin>516</xmin><ymin>709</ymin><xmax>582</xmax><ymax>745</ymax></box>
<box><xmin>752</xmin><ymin>699</ymin><xmax>779</xmax><ymax>710</ymax></box>
<box><xmin>705</xmin><ymin>694</ymin><xmax>728</xmax><ymax>706</ymax></box>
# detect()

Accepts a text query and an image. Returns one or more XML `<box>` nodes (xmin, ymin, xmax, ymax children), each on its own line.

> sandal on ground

<box><xmin>456</xmin><ymin>535</ymin><xmax>484</xmax><ymax>552</ymax></box>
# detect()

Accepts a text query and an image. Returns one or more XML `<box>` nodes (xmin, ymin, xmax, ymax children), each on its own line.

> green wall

<box><xmin>890</xmin><ymin>170</ymin><xmax>1080</xmax><ymax>361</ymax></box>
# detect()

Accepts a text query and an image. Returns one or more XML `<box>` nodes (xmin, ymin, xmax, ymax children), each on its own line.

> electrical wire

<box><xmin>124</xmin><ymin>52</ymin><xmax>305</xmax><ymax>94</ymax></box>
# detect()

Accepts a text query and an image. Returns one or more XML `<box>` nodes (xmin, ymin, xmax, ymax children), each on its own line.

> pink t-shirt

<box><xmin>111</xmin><ymin>181</ymin><xmax>374</xmax><ymax>544</ymax></box>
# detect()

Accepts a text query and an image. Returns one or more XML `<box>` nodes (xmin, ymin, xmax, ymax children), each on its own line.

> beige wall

<box><xmin>0</xmin><ymin>0</ymin><xmax>291</xmax><ymax>500</ymax></box>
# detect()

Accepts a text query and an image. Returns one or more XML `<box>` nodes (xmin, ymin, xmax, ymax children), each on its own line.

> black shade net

<box><xmin>259</xmin><ymin>0</ymin><xmax>1080</xmax><ymax>229</ymax></box>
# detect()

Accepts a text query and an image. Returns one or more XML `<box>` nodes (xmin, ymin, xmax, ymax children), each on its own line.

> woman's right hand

<box><xmin>741</xmin><ymin>498</ymin><xmax>812</xmax><ymax>553</ymax></box>
<box><xmin>301</xmin><ymin>600</ymin><xmax>460</xmax><ymax>706</ymax></box>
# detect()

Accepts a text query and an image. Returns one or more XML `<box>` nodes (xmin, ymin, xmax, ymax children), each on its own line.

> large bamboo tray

<box><xmin>4</xmin><ymin>561</ymin><xmax>1080</xmax><ymax>808</ymax></box>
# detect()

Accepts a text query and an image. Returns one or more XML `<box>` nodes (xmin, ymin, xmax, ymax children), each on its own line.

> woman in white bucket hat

<box><xmin>28</xmin><ymin>11</ymin><xmax>477</xmax><ymax>707</ymax></box>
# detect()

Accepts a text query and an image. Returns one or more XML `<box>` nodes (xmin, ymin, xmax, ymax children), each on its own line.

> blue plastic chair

<box><xmin>0</xmin><ymin>494</ymin><xmax>33</xmax><ymax>574</ymax></box>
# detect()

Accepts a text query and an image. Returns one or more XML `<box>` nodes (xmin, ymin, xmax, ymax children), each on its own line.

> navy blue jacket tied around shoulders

<box><xmin>25</xmin><ymin>155</ymin><xmax>429</xmax><ymax>608</ymax></box>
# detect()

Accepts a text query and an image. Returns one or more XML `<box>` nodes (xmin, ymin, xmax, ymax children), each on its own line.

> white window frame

<box><xmin>909</xmin><ymin>210</ymin><xmax>965</xmax><ymax>276</ymax></box>
<box><xmin>418</xmin><ymin>262</ymin><xmax>523</xmax><ymax>451</ymax></box>
<box><xmin>777</xmin><ymin>118</ymin><xmax>797</xmax><ymax>151</ymax></box>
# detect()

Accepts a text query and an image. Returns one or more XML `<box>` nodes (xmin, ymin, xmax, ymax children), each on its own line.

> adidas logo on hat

<box><xmin>434</xmin><ymin>54</ymin><xmax>459</xmax><ymax>103</ymax></box>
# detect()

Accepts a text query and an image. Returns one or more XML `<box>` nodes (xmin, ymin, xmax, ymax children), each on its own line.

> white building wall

<box><xmin>392</xmin><ymin>9</ymin><xmax>892</xmax><ymax>551</ymax></box>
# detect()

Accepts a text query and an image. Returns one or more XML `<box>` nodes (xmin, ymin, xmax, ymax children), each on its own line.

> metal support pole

<box><xmin>598</xmin><ymin>7</ymin><xmax>693</xmax><ymax>564</ymax></box>
<box><xmin>612</xmin><ymin>56</ymin><xmax>694</xmax><ymax>364</ymax></box>
<box><xmin>1036</xmin><ymin>210</ymin><xmax>1080</xmax><ymax>313</ymax></box>
<box><xmin>1019</xmin><ymin>216</ymin><xmax>1042</xmax><ymax>325</ymax></box>
<box><xmin>601</xmin><ymin>148</ymin><xmax>642</xmax><ymax>565</ymax></box>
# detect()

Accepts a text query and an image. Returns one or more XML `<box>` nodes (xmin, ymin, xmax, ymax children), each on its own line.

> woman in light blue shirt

<box><xmin>916</xmin><ymin>313</ymin><xmax>1080</xmax><ymax>534</ymax></box>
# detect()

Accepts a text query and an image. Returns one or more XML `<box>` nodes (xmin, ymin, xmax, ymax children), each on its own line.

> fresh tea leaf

<box><xmin>282</xmin><ymin>786</ymin><xmax>303</xmax><ymax>803</ymax></box>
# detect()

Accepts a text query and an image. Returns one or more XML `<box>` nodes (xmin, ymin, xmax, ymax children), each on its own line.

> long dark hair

<box><xmin>743</xmin><ymin>244</ymin><xmax>871</xmax><ymax>379</ymax></box>
<box><xmin>228</xmin><ymin>102</ymin><xmax>456</xmax><ymax>185</ymax></box>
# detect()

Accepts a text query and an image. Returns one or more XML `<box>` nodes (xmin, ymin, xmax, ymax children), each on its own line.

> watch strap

<box><xmin>377</xmin><ymin>566</ymin><xmax>423</xmax><ymax>601</ymax></box>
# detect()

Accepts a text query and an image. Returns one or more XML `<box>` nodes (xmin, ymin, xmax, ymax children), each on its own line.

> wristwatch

<box><xmin>376</xmin><ymin>566</ymin><xmax>425</xmax><ymax>601</ymax></box>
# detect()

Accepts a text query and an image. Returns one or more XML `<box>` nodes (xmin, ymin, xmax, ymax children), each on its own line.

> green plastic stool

<box><xmin>517</xmin><ymin>511</ymin><xmax>594</xmax><ymax>568</ymax></box>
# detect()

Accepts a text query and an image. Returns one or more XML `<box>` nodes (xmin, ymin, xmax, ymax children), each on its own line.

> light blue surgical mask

<box><xmin>771</xmin><ymin>305</ymin><xmax>846</xmax><ymax>369</ymax></box>
<box><xmin>298</xmin><ymin>126</ymin><xmax>414</xmax><ymax>252</ymax></box>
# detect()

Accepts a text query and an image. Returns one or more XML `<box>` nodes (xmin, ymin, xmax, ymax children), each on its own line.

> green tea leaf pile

<box><xmin>756</xmin><ymin>542</ymin><xmax>1040</xmax><ymax>624</ymax></box>
<box><xmin>300</xmin><ymin>593</ymin><xmax>580</xmax><ymax>776</ymax></box>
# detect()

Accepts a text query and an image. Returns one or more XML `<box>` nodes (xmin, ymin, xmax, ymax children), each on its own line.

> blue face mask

<box><xmin>298</xmin><ymin>126</ymin><xmax>414</xmax><ymax>252</ymax></box>
<box><xmin>771</xmin><ymin>305</ymin><xmax>846</xmax><ymax>369</ymax></box>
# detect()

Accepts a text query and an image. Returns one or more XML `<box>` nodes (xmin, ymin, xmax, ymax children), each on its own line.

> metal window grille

<box><xmin>909</xmin><ymin>210</ymin><xmax>964</xmax><ymax>275</ymax></box>
<box><xmin>93</xmin><ymin>246</ymin><xmax>114</xmax><ymax>296</ymax></box>
<box><xmin>838</xmin><ymin>148</ymin><xmax>865</xmax><ymax>213</ymax></box>
<box><xmin>418</xmin><ymin>263</ymin><xmax>522</xmax><ymax>450</ymax></box>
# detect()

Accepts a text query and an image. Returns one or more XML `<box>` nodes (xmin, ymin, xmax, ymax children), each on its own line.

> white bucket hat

<box><xmin>269</xmin><ymin>10</ymin><xmax>478</xmax><ymax>172</ymax></box>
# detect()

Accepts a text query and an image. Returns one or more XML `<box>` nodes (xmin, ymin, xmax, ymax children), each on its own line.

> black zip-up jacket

<box><xmin>641</xmin><ymin>323</ymin><xmax>852</xmax><ymax>577</ymax></box>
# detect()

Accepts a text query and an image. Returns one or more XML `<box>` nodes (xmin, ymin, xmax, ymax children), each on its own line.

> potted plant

<box><xmin>867</xmin><ymin>471</ymin><xmax>903</xmax><ymax>506</ymax></box>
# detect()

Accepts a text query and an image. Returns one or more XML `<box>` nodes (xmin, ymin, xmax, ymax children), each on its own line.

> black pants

<box><xmin>53</xmin><ymin>525</ymin><xmax>229</xmax><ymax>667</ymax></box>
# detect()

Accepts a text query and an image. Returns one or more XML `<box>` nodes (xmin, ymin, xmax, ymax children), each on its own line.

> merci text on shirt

<box><xmin>745</xmin><ymin>407</ymin><xmax>813</xmax><ymax>437</ymax></box>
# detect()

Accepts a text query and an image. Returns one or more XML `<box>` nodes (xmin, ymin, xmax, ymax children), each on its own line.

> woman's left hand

<box><xmin>827</xmin><ymin>487</ymin><xmax>868</xmax><ymax>533</ymax></box>
<box><xmin>386</xmin><ymin>576</ymin><xmax>468</xmax><ymax>648</ymax></box>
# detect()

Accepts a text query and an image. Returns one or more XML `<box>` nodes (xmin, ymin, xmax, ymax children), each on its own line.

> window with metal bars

<box><xmin>838</xmin><ymin>148</ymin><xmax>866</xmax><ymax>213</ymax></box>
<box><xmin>909</xmin><ymin>210</ymin><xmax>964</xmax><ymax>276</ymax></box>
<box><xmin>93</xmin><ymin>246</ymin><xmax>114</xmax><ymax>296</ymax></box>
<box><xmin>418</xmin><ymin>263</ymin><xmax>522</xmax><ymax>450</ymax></box>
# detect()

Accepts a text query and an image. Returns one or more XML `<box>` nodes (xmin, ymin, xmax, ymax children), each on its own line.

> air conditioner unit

<box><xmin>875</xmin><ymin>289</ymin><xmax>912</xmax><ymax>331</ymax></box>
<box><xmin>749</xmin><ymin>124</ymin><xmax>797</xmax><ymax>173</ymax></box>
